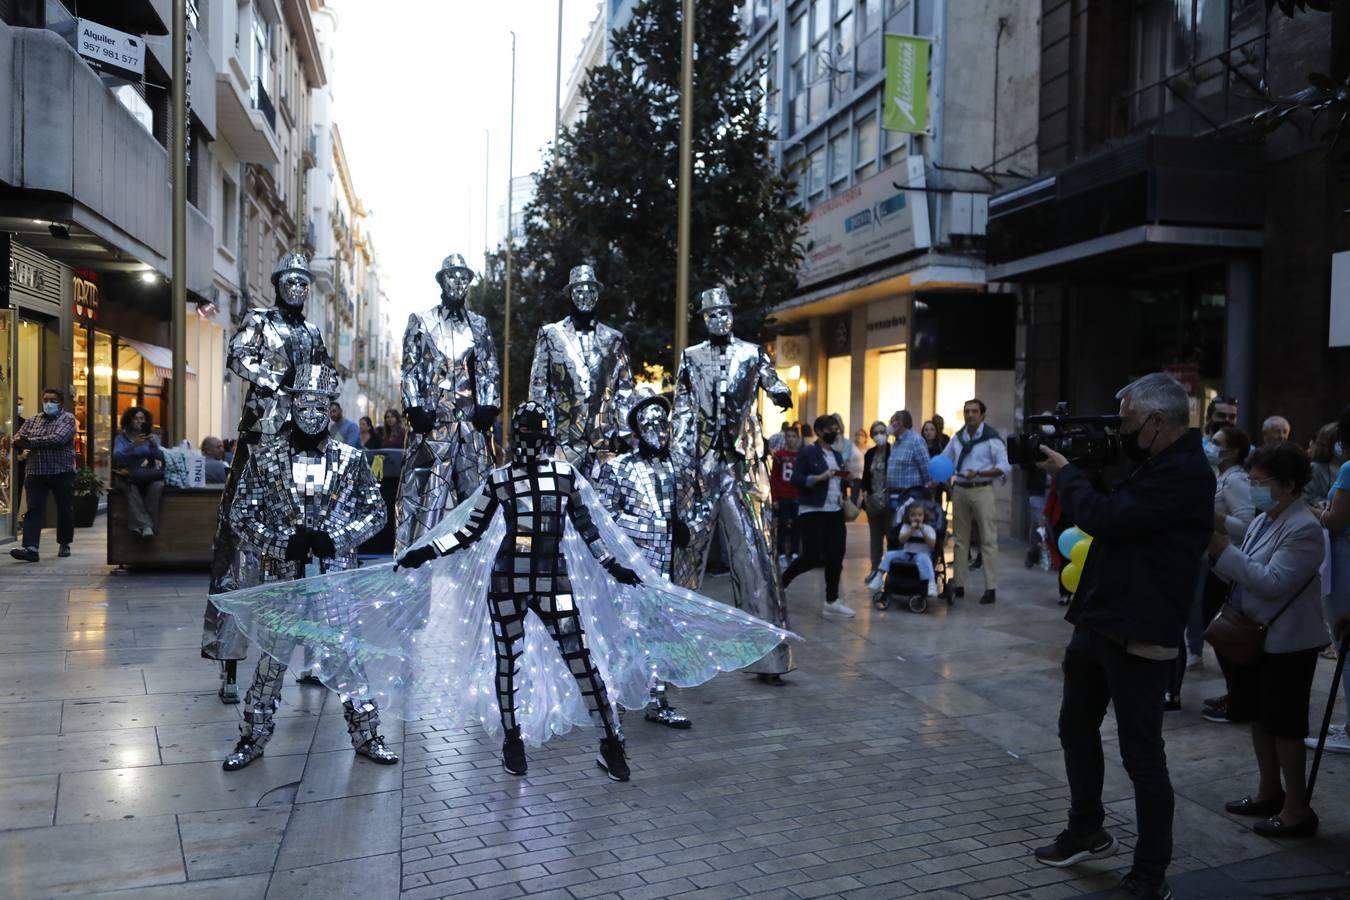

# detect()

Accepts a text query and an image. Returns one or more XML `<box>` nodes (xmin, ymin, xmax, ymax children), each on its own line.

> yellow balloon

<box><xmin>1061</xmin><ymin>562</ymin><xmax>1082</xmax><ymax>593</ymax></box>
<box><xmin>1069</xmin><ymin>539</ymin><xmax>1091</xmax><ymax>567</ymax></box>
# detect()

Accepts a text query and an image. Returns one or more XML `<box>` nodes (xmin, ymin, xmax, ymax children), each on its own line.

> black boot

<box><xmin>597</xmin><ymin>736</ymin><xmax>630</xmax><ymax>782</ymax></box>
<box><xmin>502</xmin><ymin>727</ymin><xmax>527</xmax><ymax>776</ymax></box>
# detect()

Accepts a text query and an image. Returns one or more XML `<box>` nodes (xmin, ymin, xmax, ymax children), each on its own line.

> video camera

<box><xmin>1008</xmin><ymin>402</ymin><xmax>1123</xmax><ymax>472</ymax></box>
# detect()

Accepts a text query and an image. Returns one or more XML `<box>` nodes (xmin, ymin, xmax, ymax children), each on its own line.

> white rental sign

<box><xmin>799</xmin><ymin>156</ymin><xmax>932</xmax><ymax>288</ymax></box>
<box><xmin>57</xmin><ymin>18</ymin><xmax>145</xmax><ymax>82</ymax></box>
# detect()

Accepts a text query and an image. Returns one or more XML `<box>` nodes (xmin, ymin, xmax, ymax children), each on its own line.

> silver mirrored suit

<box><xmin>223</xmin><ymin>364</ymin><xmax>397</xmax><ymax>770</ymax></box>
<box><xmin>395</xmin><ymin>255</ymin><xmax>501</xmax><ymax>551</ymax></box>
<box><xmin>671</xmin><ymin>288</ymin><xmax>795</xmax><ymax>675</ymax></box>
<box><xmin>528</xmin><ymin>265</ymin><xmax>634</xmax><ymax>473</ymax></box>
<box><xmin>204</xmin><ymin>253</ymin><xmax>329</xmax><ymax>667</ymax></box>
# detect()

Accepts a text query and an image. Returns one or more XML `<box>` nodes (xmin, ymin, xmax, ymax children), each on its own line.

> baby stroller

<box><xmin>872</xmin><ymin>494</ymin><xmax>947</xmax><ymax>613</ymax></box>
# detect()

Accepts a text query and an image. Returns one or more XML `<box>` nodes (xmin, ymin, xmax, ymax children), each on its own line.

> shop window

<box><xmin>873</xmin><ymin>349</ymin><xmax>906</xmax><ymax>426</ymax></box>
<box><xmin>934</xmin><ymin>369</ymin><xmax>976</xmax><ymax>434</ymax></box>
<box><xmin>826</xmin><ymin>355</ymin><xmax>852</xmax><ymax>432</ymax></box>
<box><xmin>0</xmin><ymin>311</ymin><xmax>12</xmax><ymax>536</ymax></box>
<box><xmin>91</xmin><ymin>331</ymin><xmax>114</xmax><ymax>486</ymax></box>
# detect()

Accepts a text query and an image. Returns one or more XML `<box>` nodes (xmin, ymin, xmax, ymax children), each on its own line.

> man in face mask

<box><xmin>1033</xmin><ymin>373</ymin><xmax>1215</xmax><ymax>900</ymax></box>
<box><xmin>9</xmin><ymin>389</ymin><xmax>77</xmax><ymax>562</ymax></box>
<box><xmin>203</xmin><ymin>252</ymin><xmax>330</xmax><ymax>701</ymax></box>
<box><xmin>222</xmin><ymin>364</ymin><xmax>395</xmax><ymax>771</ymax></box>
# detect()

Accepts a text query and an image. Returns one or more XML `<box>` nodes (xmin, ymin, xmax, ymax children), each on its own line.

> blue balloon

<box><xmin>928</xmin><ymin>455</ymin><xmax>954</xmax><ymax>484</ymax></box>
<box><xmin>1058</xmin><ymin>527</ymin><xmax>1084</xmax><ymax>560</ymax></box>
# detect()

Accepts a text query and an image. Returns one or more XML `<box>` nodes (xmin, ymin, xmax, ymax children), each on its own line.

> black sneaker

<box><xmin>58</xmin><ymin>544</ymin><xmax>71</xmax><ymax>558</ymax></box>
<box><xmin>9</xmin><ymin>547</ymin><xmax>39</xmax><ymax>563</ymax></box>
<box><xmin>979</xmin><ymin>590</ymin><xmax>996</xmax><ymax>605</ymax></box>
<box><xmin>1033</xmin><ymin>828</ymin><xmax>1117</xmax><ymax>867</ymax></box>
<box><xmin>1202</xmin><ymin>698</ymin><xmax>1251</xmax><ymax>724</ymax></box>
<box><xmin>502</xmin><ymin>727</ymin><xmax>527</xmax><ymax>776</ymax></box>
<box><xmin>1203</xmin><ymin>694</ymin><xmax>1226</xmax><ymax>709</ymax></box>
<box><xmin>1119</xmin><ymin>870</ymin><xmax>1174</xmax><ymax>899</ymax></box>
<box><xmin>596</xmin><ymin>737</ymin><xmax>630</xmax><ymax>782</ymax></box>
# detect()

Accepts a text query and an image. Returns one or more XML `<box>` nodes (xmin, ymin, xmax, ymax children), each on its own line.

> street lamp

<box><xmin>170</xmin><ymin>0</ymin><xmax>187</xmax><ymax>444</ymax></box>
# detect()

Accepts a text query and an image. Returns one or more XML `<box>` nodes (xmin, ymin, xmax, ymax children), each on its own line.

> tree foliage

<box><xmin>478</xmin><ymin>0</ymin><xmax>806</xmax><ymax>407</ymax></box>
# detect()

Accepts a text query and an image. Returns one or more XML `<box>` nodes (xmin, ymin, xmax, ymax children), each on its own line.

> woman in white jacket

<box><xmin>1208</xmin><ymin>442</ymin><xmax>1328</xmax><ymax>838</ymax></box>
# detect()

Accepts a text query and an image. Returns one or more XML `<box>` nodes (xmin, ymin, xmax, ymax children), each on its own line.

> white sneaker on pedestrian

<box><xmin>1305</xmin><ymin>724</ymin><xmax>1350</xmax><ymax>754</ymax></box>
<box><xmin>927</xmin><ymin>580</ymin><xmax>938</xmax><ymax>597</ymax></box>
<box><xmin>1186</xmin><ymin>652</ymin><xmax>1202</xmax><ymax>669</ymax></box>
<box><xmin>822</xmin><ymin>600</ymin><xmax>856</xmax><ymax>619</ymax></box>
<box><xmin>865</xmin><ymin>571</ymin><xmax>884</xmax><ymax>592</ymax></box>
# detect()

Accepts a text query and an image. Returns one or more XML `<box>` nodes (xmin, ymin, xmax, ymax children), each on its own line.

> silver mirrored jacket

<box><xmin>401</xmin><ymin>305</ymin><xmax>500</xmax><ymax>420</ymax></box>
<box><xmin>597</xmin><ymin>450</ymin><xmax>675</xmax><ymax>578</ymax></box>
<box><xmin>528</xmin><ymin>317</ymin><xmax>634</xmax><ymax>468</ymax></box>
<box><xmin>229</xmin><ymin>309</ymin><xmax>328</xmax><ymax>437</ymax></box>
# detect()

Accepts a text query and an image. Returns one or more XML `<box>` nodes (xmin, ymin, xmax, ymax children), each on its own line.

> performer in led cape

<box><xmin>596</xmin><ymin>386</ymin><xmax>691</xmax><ymax>728</ymax></box>
<box><xmin>211</xmin><ymin>402</ymin><xmax>796</xmax><ymax>780</ymax></box>
<box><xmin>395</xmin><ymin>253</ymin><xmax>500</xmax><ymax>551</ymax></box>
<box><xmin>221</xmin><ymin>364</ymin><xmax>398</xmax><ymax>770</ymax></box>
<box><xmin>672</xmin><ymin>286</ymin><xmax>796</xmax><ymax>680</ymax></box>
<box><xmin>204</xmin><ymin>251</ymin><xmax>329</xmax><ymax>704</ymax></box>
<box><xmin>528</xmin><ymin>264</ymin><xmax>634</xmax><ymax>474</ymax></box>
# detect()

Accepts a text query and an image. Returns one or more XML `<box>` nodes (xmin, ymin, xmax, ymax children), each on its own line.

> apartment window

<box><xmin>833</xmin><ymin>7</ymin><xmax>854</xmax><ymax>102</ymax></box>
<box><xmin>882</xmin><ymin>122</ymin><xmax>906</xmax><ymax>167</ymax></box>
<box><xmin>856</xmin><ymin>0</ymin><xmax>882</xmax><ymax>76</ymax></box>
<box><xmin>854</xmin><ymin>113</ymin><xmax>878</xmax><ymax>179</ymax></box>
<box><xmin>112</xmin><ymin>85</ymin><xmax>153</xmax><ymax>133</ymax></box>
<box><xmin>220</xmin><ymin>173</ymin><xmax>237</xmax><ymax>251</ymax></box>
<box><xmin>808</xmin><ymin>0</ymin><xmax>830</xmax><ymax>123</ymax></box>
<box><xmin>806</xmin><ymin>144</ymin><xmax>827</xmax><ymax>203</ymax></box>
<box><xmin>785</xmin><ymin>146</ymin><xmax>805</xmax><ymax>206</ymax></box>
<box><xmin>757</xmin><ymin>40</ymin><xmax>780</xmax><ymax>133</ymax></box>
<box><xmin>828</xmin><ymin>130</ymin><xmax>850</xmax><ymax>186</ymax></box>
<box><xmin>789</xmin><ymin>12</ymin><xmax>808</xmax><ymax>132</ymax></box>
<box><xmin>251</xmin><ymin>8</ymin><xmax>269</xmax><ymax>83</ymax></box>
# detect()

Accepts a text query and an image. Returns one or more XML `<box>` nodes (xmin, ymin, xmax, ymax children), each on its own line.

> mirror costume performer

<box><xmin>211</xmin><ymin>403</ymin><xmax>796</xmax><ymax>781</ymax></box>
<box><xmin>221</xmin><ymin>364</ymin><xmax>398</xmax><ymax>771</ymax></box>
<box><xmin>528</xmin><ymin>264</ymin><xmax>634</xmax><ymax>474</ymax></box>
<box><xmin>672</xmin><ymin>287</ymin><xmax>796</xmax><ymax>678</ymax></box>
<box><xmin>395</xmin><ymin>253</ymin><xmax>500</xmax><ymax>551</ymax></box>
<box><xmin>203</xmin><ymin>252</ymin><xmax>329</xmax><ymax>703</ymax></box>
<box><xmin>596</xmin><ymin>386</ymin><xmax>692</xmax><ymax>728</ymax></box>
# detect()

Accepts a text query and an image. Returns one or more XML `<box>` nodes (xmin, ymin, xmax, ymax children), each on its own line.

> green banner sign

<box><xmin>883</xmin><ymin>34</ymin><xmax>930</xmax><ymax>134</ymax></box>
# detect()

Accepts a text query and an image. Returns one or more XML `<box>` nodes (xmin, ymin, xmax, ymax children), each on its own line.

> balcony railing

<box><xmin>250</xmin><ymin>77</ymin><xmax>276</xmax><ymax>132</ymax></box>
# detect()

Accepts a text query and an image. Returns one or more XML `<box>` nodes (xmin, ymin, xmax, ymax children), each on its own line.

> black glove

<box><xmin>672</xmin><ymin>518</ymin><xmax>691</xmax><ymax>549</ymax></box>
<box><xmin>406</xmin><ymin>407</ymin><xmax>437</xmax><ymax>434</ymax></box>
<box><xmin>603</xmin><ymin>558</ymin><xmax>642</xmax><ymax>586</ymax></box>
<box><xmin>772</xmin><ymin>392</ymin><xmax>793</xmax><ymax>412</ymax></box>
<box><xmin>471</xmin><ymin>404</ymin><xmax>500</xmax><ymax>433</ymax></box>
<box><xmin>397</xmin><ymin>544</ymin><xmax>439</xmax><ymax>570</ymax></box>
<box><xmin>309</xmin><ymin>531</ymin><xmax>336</xmax><ymax>560</ymax></box>
<box><xmin>284</xmin><ymin>527</ymin><xmax>313</xmax><ymax>562</ymax></box>
<box><xmin>12</xmin><ymin>436</ymin><xmax>30</xmax><ymax>451</ymax></box>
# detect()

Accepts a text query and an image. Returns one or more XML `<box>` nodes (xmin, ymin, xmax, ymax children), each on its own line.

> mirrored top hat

<box><xmin>626</xmin><ymin>383</ymin><xmax>671</xmax><ymax>433</ymax></box>
<box><xmin>561</xmin><ymin>264</ymin><xmax>603</xmax><ymax>295</ymax></box>
<box><xmin>271</xmin><ymin>251</ymin><xmax>313</xmax><ymax>287</ymax></box>
<box><xmin>284</xmin><ymin>363</ymin><xmax>340</xmax><ymax>399</ymax></box>
<box><xmin>698</xmin><ymin>286</ymin><xmax>732</xmax><ymax>312</ymax></box>
<box><xmin>434</xmin><ymin>253</ymin><xmax>475</xmax><ymax>284</ymax></box>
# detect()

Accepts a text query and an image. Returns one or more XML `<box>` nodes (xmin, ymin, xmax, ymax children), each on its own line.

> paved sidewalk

<box><xmin>0</xmin><ymin>515</ymin><xmax>1346</xmax><ymax>898</ymax></box>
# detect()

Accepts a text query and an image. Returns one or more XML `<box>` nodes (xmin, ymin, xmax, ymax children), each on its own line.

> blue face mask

<box><xmin>1203</xmin><ymin>442</ymin><xmax>1221</xmax><ymax>466</ymax></box>
<box><xmin>43</xmin><ymin>401</ymin><xmax>60</xmax><ymax>416</ymax></box>
<box><xmin>1337</xmin><ymin>441</ymin><xmax>1345</xmax><ymax>459</ymax></box>
<box><xmin>1250</xmin><ymin>484</ymin><xmax>1275</xmax><ymax>513</ymax></box>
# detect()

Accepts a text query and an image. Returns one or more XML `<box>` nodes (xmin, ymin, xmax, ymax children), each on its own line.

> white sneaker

<box><xmin>1306</xmin><ymin>724</ymin><xmax>1350</xmax><ymax>754</ymax></box>
<box><xmin>865</xmin><ymin>572</ymin><xmax>884</xmax><ymax>592</ymax></box>
<box><xmin>927</xmin><ymin>580</ymin><xmax>938</xmax><ymax>597</ymax></box>
<box><xmin>822</xmin><ymin>600</ymin><xmax>856</xmax><ymax>619</ymax></box>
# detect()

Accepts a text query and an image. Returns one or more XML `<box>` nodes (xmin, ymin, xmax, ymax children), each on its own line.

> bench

<box><xmin>107</xmin><ymin>484</ymin><xmax>224</xmax><ymax>569</ymax></box>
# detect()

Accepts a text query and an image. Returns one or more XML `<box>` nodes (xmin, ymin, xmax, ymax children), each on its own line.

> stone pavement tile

<box><xmin>1105</xmin><ymin>794</ymin><xmax>1280</xmax><ymax>867</ymax></box>
<box><xmin>63</xmin><ymin>646</ymin><xmax>202</xmax><ymax>669</ymax></box>
<box><xmin>177</xmin><ymin>806</ymin><xmax>291</xmax><ymax>880</ymax></box>
<box><xmin>142</xmin><ymin>664</ymin><xmax>232</xmax><ymax>694</ymax></box>
<box><xmin>133</xmin><ymin>625</ymin><xmax>210</xmax><ymax>648</ymax></box>
<box><xmin>0</xmin><ymin>649</ymin><xmax>67</xmax><ymax>675</ymax></box>
<box><xmin>0</xmin><ymin>725</ymin><xmax>161</xmax><ymax>777</ymax></box>
<box><xmin>0</xmin><ymin>666</ymin><xmax>148</xmax><ymax>703</ymax></box>
<box><xmin>56</xmin><ymin>755</ymin><xmax>306</xmax><ymax>823</ymax></box>
<box><xmin>0</xmin><ymin>773</ymin><xmax>58</xmax><ymax>830</ymax></box>
<box><xmin>0</xmin><ymin>627</ymin><xmax>141</xmax><ymax>653</ymax></box>
<box><xmin>59</xmin><ymin>690</ymin><xmax>303</xmax><ymax>733</ymax></box>
<box><xmin>157</xmin><ymin>717</ymin><xmax>320</xmax><ymax>765</ymax></box>
<box><xmin>265</xmin><ymin>852</ymin><xmax>401</xmax><ymax>899</ymax></box>
<box><xmin>275</xmin><ymin>789</ymin><xmax>401</xmax><ymax>869</ymax></box>
<box><xmin>83</xmin><ymin>874</ymin><xmax>271</xmax><ymax>899</ymax></box>
<box><xmin>0</xmin><ymin>813</ymin><xmax>185</xmax><ymax>898</ymax></box>
<box><xmin>0</xmin><ymin>699</ymin><xmax>61</xmax><ymax>737</ymax></box>
<box><xmin>294</xmin><ymin>746</ymin><xmax>406</xmax><ymax>803</ymax></box>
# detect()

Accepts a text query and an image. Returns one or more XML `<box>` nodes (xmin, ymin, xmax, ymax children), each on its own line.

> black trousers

<box><xmin>22</xmin><ymin>471</ymin><xmax>75</xmax><ymax>549</ymax></box>
<box><xmin>1060</xmin><ymin>627</ymin><xmax>1174</xmax><ymax>883</ymax></box>
<box><xmin>776</xmin><ymin>499</ymin><xmax>800</xmax><ymax>558</ymax></box>
<box><xmin>781</xmin><ymin>510</ymin><xmax>846</xmax><ymax>602</ymax></box>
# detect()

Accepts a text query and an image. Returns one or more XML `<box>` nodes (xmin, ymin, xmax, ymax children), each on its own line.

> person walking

<box><xmin>782</xmin><ymin>415</ymin><xmax>855</xmax><ymax>619</ymax></box>
<box><xmin>9</xmin><ymin>388</ymin><xmax>77</xmax><ymax>562</ymax></box>
<box><xmin>1211</xmin><ymin>442</ymin><xmax>1328</xmax><ymax>837</ymax></box>
<box><xmin>1033</xmin><ymin>373</ymin><xmax>1214</xmax><ymax>900</ymax></box>
<box><xmin>112</xmin><ymin>406</ymin><xmax>166</xmax><ymax>539</ymax></box>
<box><xmin>861</xmin><ymin>420</ymin><xmax>892</xmax><ymax>571</ymax></box>
<box><xmin>940</xmin><ymin>399</ymin><xmax>1008</xmax><ymax>605</ymax></box>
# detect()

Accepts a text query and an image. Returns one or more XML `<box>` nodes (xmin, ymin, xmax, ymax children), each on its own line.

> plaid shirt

<box><xmin>15</xmin><ymin>411</ymin><xmax>77</xmax><ymax>476</ymax></box>
<box><xmin>885</xmin><ymin>428</ymin><xmax>930</xmax><ymax>491</ymax></box>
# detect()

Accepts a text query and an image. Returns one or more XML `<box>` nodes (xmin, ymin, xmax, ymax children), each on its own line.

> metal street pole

<box><xmin>170</xmin><ymin>0</ymin><xmax>188</xmax><ymax>444</ymax></box>
<box><xmin>483</xmin><ymin>129</ymin><xmax>490</xmax><ymax>258</ymax></box>
<box><xmin>674</xmin><ymin>0</ymin><xmax>695</xmax><ymax>367</ymax></box>
<box><xmin>554</xmin><ymin>0</ymin><xmax>564</xmax><ymax>146</ymax></box>
<box><xmin>503</xmin><ymin>32</ymin><xmax>517</xmax><ymax>446</ymax></box>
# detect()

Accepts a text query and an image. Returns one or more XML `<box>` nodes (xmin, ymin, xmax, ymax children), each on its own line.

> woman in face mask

<box><xmin>1207</xmin><ymin>442</ymin><xmax>1328</xmax><ymax>838</ymax></box>
<box><xmin>1304</xmin><ymin>422</ymin><xmax>1342</xmax><ymax>509</ymax></box>
<box><xmin>861</xmin><ymin>421</ymin><xmax>892</xmax><ymax>572</ymax></box>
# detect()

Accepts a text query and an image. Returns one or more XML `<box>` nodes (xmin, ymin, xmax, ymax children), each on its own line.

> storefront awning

<box><xmin>124</xmin><ymin>340</ymin><xmax>197</xmax><ymax>379</ymax></box>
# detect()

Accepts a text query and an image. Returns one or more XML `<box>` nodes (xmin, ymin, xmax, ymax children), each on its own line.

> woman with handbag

<box><xmin>782</xmin><ymin>414</ymin><xmax>855</xmax><ymax>620</ymax></box>
<box><xmin>112</xmin><ymin>406</ymin><xmax>165</xmax><ymax>538</ymax></box>
<box><xmin>1206</xmin><ymin>441</ymin><xmax>1328</xmax><ymax>837</ymax></box>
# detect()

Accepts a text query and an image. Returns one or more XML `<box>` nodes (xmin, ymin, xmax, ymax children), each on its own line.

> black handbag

<box><xmin>1203</xmin><ymin>571</ymin><xmax>1318</xmax><ymax>665</ymax></box>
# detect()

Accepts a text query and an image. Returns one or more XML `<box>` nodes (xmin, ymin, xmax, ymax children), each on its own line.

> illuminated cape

<box><xmin>213</xmin><ymin>472</ymin><xmax>799</xmax><ymax>746</ymax></box>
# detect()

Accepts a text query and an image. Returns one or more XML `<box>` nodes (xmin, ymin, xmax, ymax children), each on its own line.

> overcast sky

<box><xmin>328</xmin><ymin>0</ymin><xmax>600</xmax><ymax>320</ymax></box>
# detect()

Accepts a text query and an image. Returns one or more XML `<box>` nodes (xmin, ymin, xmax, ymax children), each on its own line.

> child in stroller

<box><xmin>866</xmin><ymin>500</ymin><xmax>939</xmax><ymax>611</ymax></box>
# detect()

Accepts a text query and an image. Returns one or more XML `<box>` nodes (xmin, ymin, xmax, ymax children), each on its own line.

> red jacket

<box><xmin>770</xmin><ymin>449</ymin><xmax>799</xmax><ymax>501</ymax></box>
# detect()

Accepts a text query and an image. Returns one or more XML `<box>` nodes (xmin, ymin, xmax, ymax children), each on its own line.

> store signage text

<box><xmin>10</xmin><ymin>258</ymin><xmax>46</xmax><ymax>293</ymax></box>
<box><xmin>74</xmin><ymin>272</ymin><xmax>100</xmax><ymax>320</ymax></box>
<box><xmin>884</xmin><ymin>35</ymin><xmax>931</xmax><ymax>134</ymax></box>
<box><xmin>55</xmin><ymin>18</ymin><xmax>145</xmax><ymax>82</ymax></box>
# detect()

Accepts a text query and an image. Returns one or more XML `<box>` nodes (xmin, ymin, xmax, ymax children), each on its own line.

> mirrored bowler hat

<box><xmin>271</xmin><ymin>251</ymin><xmax>312</xmax><ymax>286</ymax></box>
<box><xmin>562</xmin><ymin>264</ymin><xmax>603</xmax><ymax>295</ymax></box>
<box><xmin>698</xmin><ymin>286</ymin><xmax>732</xmax><ymax>312</ymax></box>
<box><xmin>284</xmin><ymin>363</ymin><xmax>340</xmax><ymax>398</ymax></box>
<box><xmin>435</xmin><ymin>253</ymin><xmax>475</xmax><ymax>284</ymax></box>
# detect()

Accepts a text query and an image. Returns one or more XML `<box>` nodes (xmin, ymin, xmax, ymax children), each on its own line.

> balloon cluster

<box><xmin>1057</xmin><ymin>527</ymin><xmax>1093</xmax><ymax>593</ymax></box>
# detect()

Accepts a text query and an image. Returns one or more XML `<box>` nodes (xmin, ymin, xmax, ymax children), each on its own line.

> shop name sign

<box><xmin>74</xmin><ymin>273</ymin><xmax>100</xmax><ymax>320</ymax></box>
<box><xmin>799</xmin><ymin>156</ymin><xmax>932</xmax><ymax>288</ymax></box>
<box><xmin>56</xmin><ymin>18</ymin><xmax>145</xmax><ymax>82</ymax></box>
<box><xmin>10</xmin><ymin>258</ymin><xmax>46</xmax><ymax>293</ymax></box>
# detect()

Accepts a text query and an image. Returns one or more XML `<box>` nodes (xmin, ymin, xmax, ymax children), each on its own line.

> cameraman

<box><xmin>1032</xmin><ymin>373</ymin><xmax>1214</xmax><ymax>900</ymax></box>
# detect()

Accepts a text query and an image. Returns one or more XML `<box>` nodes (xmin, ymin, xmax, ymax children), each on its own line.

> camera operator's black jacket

<box><xmin>1059</xmin><ymin>430</ymin><xmax>1215</xmax><ymax>647</ymax></box>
